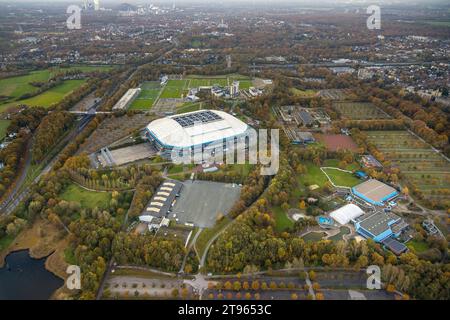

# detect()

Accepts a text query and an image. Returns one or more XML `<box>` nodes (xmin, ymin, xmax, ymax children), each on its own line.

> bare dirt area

<box><xmin>152</xmin><ymin>98</ymin><xmax>183</xmax><ymax>115</ymax></box>
<box><xmin>314</xmin><ymin>133</ymin><xmax>359</xmax><ymax>152</ymax></box>
<box><xmin>70</xmin><ymin>92</ymin><xmax>98</xmax><ymax>111</ymax></box>
<box><xmin>79</xmin><ymin>114</ymin><xmax>154</xmax><ymax>154</ymax></box>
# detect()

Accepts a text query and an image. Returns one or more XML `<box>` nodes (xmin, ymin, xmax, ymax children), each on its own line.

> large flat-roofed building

<box><xmin>355</xmin><ymin>211</ymin><xmax>407</xmax><ymax>243</ymax></box>
<box><xmin>352</xmin><ymin>179</ymin><xmax>399</xmax><ymax>206</ymax></box>
<box><xmin>140</xmin><ymin>180</ymin><xmax>183</xmax><ymax>221</ymax></box>
<box><xmin>145</xmin><ymin>109</ymin><xmax>251</xmax><ymax>157</ymax></box>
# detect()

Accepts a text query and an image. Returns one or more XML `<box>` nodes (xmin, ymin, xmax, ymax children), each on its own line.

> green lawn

<box><xmin>272</xmin><ymin>206</ymin><xmax>294</xmax><ymax>232</ymax></box>
<box><xmin>129</xmin><ymin>81</ymin><xmax>161</xmax><ymax>110</ymax></box>
<box><xmin>60</xmin><ymin>183</ymin><xmax>111</xmax><ymax>209</ymax></box>
<box><xmin>298</xmin><ymin>160</ymin><xmax>361</xmax><ymax>188</ymax></box>
<box><xmin>18</xmin><ymin>80</ymin><xmax>86</xmax><ymax>108</ymax></box>
<box><xmin>0</xmin><ymin>120</ymin><xmax>10</xmax><ymax>140</ymax></box>
<box><xmin>195</xmin><ymin>217</ymin><xmax>230</xmax><ymax>259</ymax></box>
<box><xmin>302</xmin><ymin>231</ymin><xmax>326</xmax><ymax>242</ymax></box>
<box><xmin>407</xmin><ymin>240</ymin><xmax>429</xmax><ymax>253</ymax></box>
<box><xmin>322</xmin><ymin>168</ymin><xmax>360</xmax><ymax>188</ymax></box>
<box><xmin>177</xmin><ymin>102</ymin><xmax>201</xmax><ymax>114</ymax></box>
<box><xmin>0</xmin><ymin>234</ymin><xmax>15</xmax><ymax>253</ymax></box>
<box><xmin>328</xmin><ymin>226</ymin><xmax>351</xmax><ymax>241</ymax></box>
<box><xmin>64</xmin><ymin>247</ymin><xmax>77</xmax><ymax>265</ymax></box>
<box><xmin>160</xmin><ymin>80</ymin><xmax>189</xmax><ymax>99</ymax></box>
<box><xmin>298</xmin><ymin>162</ymin><xmax>329</xmax><ymax>188</ymax></box>
<box><xmin>290</xmin><ymin>88</ymin><xmax>317</xmax><ymax>98</ymax></box>
<box><xmin>0</xmin><ymin>66</ymin><xmax>111</xmax><ymax>113</ymax></box>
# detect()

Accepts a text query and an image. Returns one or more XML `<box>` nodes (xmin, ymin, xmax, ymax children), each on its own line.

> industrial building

<box><xmin>354</xmin><ymin>211</ymin><xmax>409</xmax><ymax>254</ymax></box>
<box><xmin>145</xmin><ymin>109</ymin><xmax>251</xmax><ymax>158</ymax></box>
<box><xmin>139</xmin><ymin>180</ymin><xmax>183</xmax><ymax>231</ymax></box>
<box><xmin>352</xmin><ymin>179</ymin><xmax>399</xmax><ymax>206</ymax></box>
<box><xmin>326</xmin><ymin>203</ymin><xmax>409</xmax><ymax>255</ymax></box>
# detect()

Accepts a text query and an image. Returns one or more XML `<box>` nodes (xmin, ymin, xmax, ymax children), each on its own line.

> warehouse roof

<box><xmin>146</xmin><ymin>109</ymin><xmax>249</xmax><ymax>149</ymax></box>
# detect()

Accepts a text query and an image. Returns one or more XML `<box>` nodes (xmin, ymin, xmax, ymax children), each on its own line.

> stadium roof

<box><xmin>329</xmin><ymin>203</ymin><xmax>365</xmax><ymax>225</ymax></box>
<box><xmin>146</xmin><ymin>109</ymin><xmax>249</xmax><ymax>149</ymax></box>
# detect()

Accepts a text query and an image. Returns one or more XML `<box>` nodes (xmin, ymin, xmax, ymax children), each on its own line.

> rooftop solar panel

<box><xmin>172</xmin><ymin>110</ymin><xmax>223</xmax><ymax>128</ymax></box>
<box><xmin>382</xmin><ymin>237</ymin><xmax>408</xmax><ymax>255</ymax></box>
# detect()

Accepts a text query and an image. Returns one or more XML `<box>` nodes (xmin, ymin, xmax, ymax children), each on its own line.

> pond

<box><xmin>0</xmin><ymin>249</ymin><xmax>64</xmax><ymax>300</ymax></box>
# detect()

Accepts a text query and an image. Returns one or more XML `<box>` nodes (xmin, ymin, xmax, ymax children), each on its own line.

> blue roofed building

<box><xmin>355</xmin><ymin>211</ymin><xmax>408</xmax><ymax>243</ymax></box>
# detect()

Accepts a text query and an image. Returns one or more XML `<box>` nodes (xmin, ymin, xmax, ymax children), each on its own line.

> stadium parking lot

<box><xmin>169</xmin><ymin>180</ymin><xmax>241</xmax><ymax>228</ymax></box>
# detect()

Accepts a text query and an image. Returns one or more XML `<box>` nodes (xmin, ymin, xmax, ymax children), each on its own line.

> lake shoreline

<box><xmin>0</xmin><ymin>219</ymin><xmax>72</xmax><ymax>299</ymax></box>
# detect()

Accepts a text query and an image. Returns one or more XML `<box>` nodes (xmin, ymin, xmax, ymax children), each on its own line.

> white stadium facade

<box><xmin>145</xmin><ymin>109</ymin><xmax>252</xmax><ymax>158</ymax></box>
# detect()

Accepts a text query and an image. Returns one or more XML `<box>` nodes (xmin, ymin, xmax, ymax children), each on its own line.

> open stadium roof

<box><xmin>146</xmin><ymin>109</ymin><xmax>249</xmax><ymax>149</ymax></box>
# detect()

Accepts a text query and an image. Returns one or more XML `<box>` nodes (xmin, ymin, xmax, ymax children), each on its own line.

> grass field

<box><xmin>0</xmin><ymin>65</ymin><xmax>111</xmax><ymax>112</ymax></box>
<box><xmin>0</xmin><ymin>120</ymin><xmax>10</xmax><ymax>140</ymax></box>
<box><xmin>129</xmin><ymin>81</ymin><xmax>161</xmax><ymax>110</ymax></box>
<box><xmin>407</xmin><ymin>240</ymin><xmax>429</xmax><ymax>253</ymax></box>
<box><xmin>298</xmin><ymin>159</ymin><xmax>361</xmax><ymax>189</ymax></box>
<box><xmin>423</xmin><ymin>20</ymin><xmax>450</xmax><ymax>27</ymax></box>
<box><xmin>366</xmin><ymin>131</ymin><xmax>450</xmax><ymax>206</ymax></box>
<box><xmin>195</xmin><ymin>218</ymin><xmax>230</xmax><ymax>259</ymax></box>
<box><xmin>290</xmin><ymin>88</ymin><xmax>317</xmax><ymax>98</ymax></box>
<box><xmin>328</xmin><ymin>226</ymin><xmax>350</xmax><ymax>241</ymax></box>
<box><xmin>176</xmin><ymin>102</ymin><xmax>202</xmax><ymax>114</ymax></box>
<box><xmin>302</xmin><ymin>231</ymin><xmax>326</xmax><ymax>242</ymax></box>
<box><xmin>18</xmin><ymin>80</ymin><xmax>86</xmax><ymax>108</ymax></box>
<box><xmin>272</xmin><ymin>206</ymin><xmax>294</xmax><ymax>232</ymax></box>
<box><xmin>332</xmin><ymin>102</ymin><xmax>390</xmax><ymax>120</ymax></box>
<box><xmin>322</xmin><ymin>168</ymin><xmax>361</xmax><ymax>188</ymax></box>
<box><xmin>60</xmin><ymin>183</ymin><xmax>111</xmax><ymax>209</ymax></box>
<box><xmin>160</xmin><ymin>80</ymin><xmax>189</xmax><ymax>99</ymax></box>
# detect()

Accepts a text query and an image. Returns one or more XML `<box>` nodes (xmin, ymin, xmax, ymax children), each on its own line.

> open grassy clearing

<box><xmin>290</xmin><ymin>88</ymin><xmax>317</xmax><ymax>98</ymax></box>
<box><xmin>298</xmin><ymin>159</ymin><xmax>361</xmax><ymax>189</ymax></box>
<box><xmin>0</xmin><ymin>120</ymin><xmax>10</xmax><ymax>140</ymax></box>
<box><xmin>302</xmin><ymin>231</ymin><xmax>326</xmax><ymax>242</ymax></box>
<box><xmin>272</xmin><ymin>206</ymin><xmax>294</xmax><ymax>232</ymax></box>
<box><xmin>406</xmin><ymin>240</ymin><xmax>430</xmax><ymax>253</ymax></box>
<box><xmin>195</xmin><ymin>218</ymin><xmax>230</xmax><ymax>259</ymax></box>
<box><xmin>18</xmin><ymin>80</ymin><xmax>86</xmax><ymax>108</ymax></box>
<box><xmin>332</xmin><ymin>101</ymin><xmax>390</xmax><ymax>120</ymax></box>
<box><xmin>60</xmin><ymin>183</ymin><xmax>111</xmax><ymax>209</ymax></box>
<box><xmin>176</xmin><ymin>102</ymin><xmax>202</xmax><ymax>114</ymax></box>
<box><xmin>322</xmin><ymin>168</ymin><xmax>361</xmax><ymax>188</ymax></box>
<box><xmin>328</xmin><ymin>226</ymin><xmax>350</xmax><ymax>241</ymax></box>
<box><xmin>366</xmin><ymin>131</ymin><xmax>450</xmax><ymax>203</ymax></box>
<box><xmin>0</xmin><ymin>65</ymin><xmax>111</xmax><ymax>102</ymax></box>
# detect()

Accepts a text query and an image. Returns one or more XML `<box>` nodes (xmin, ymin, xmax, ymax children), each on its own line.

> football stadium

<box><xmin>145</xmin><ymin>109</ymin><xmax>252</xmax><ymax>158</ymax></box>
<box><xmin>352</xmin><ymin>179</ymin><xmax>399</xmax><ymax>206</ymax></box>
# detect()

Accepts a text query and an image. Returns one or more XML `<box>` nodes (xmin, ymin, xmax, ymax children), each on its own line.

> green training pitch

<box><xmin>0</xmin><ymin>120</ymin><xmax>11</xmax><ymax>140</ymax></box>
<box><xmin>160</xmin><ymin>80</ymin><xmax>189</xmax><ymax>99</ymax></box>
<box><xmin>129</xmin><ymin>81</ymin><xmax>162</xmax><ymax>110</ymax></box>
<box><xmin>60</xmin><ymin>183</ymin><xmax>111</xmax><ymax>209</ymax></box>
